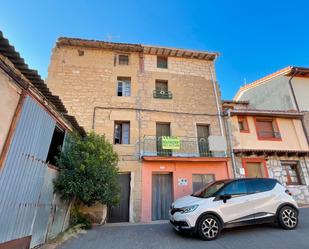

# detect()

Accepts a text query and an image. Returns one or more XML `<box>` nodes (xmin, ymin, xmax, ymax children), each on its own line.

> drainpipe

<box><xmin>137</xmin><ymin>52</ymin><xmax>144</xmax><ymax>159</ymax></box>
<box><xmin>225</xmin><ymin>109</ymin><xmax>238</xmax><ymax>178</ymax></box>
<box><xmin>288</xmin><ymin>68</ymin><xmax>300</xmax><ymax>111</ymax></box>
<box><xmin>209</xmin><ymin>64</ymin><xmax>224</xmax><ymax>136</ymax></box>
<box><xmin>288</xmin><ymin>68</ymin><xmax>309</xmax><ymax>146</ymax></box>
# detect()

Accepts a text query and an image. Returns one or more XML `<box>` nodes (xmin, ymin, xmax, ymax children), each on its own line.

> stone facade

<box><xmin>47</xmin><ymin>41</ymin><xmax>223</xmax><ymax>222</ymax></box>
<box><xmin>234</xmin><ymin>155</ymin><xmax>309</xmax><ymax>204</ymax></box>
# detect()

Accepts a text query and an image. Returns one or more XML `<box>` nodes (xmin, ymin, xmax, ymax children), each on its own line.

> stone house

<box><xmin>223</xmin><ymin>100</ymin><xmax>309</xmax><ymax>204</ymax></box>
<box><xmin>46</xmin><ymin>38</ymin><xmax>232</xmax><ymax>223</ymax></box>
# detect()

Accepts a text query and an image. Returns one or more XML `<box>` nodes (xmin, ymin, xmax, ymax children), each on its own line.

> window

<box><xmin>156</xmin><ymin>123</ymin><xmax>171</xmax><ymax>156</ymax></box>
<box><xmin>117</xmin><ymin>77</ymin><xmax>131</xmax><ymax>96</ymax></box>
<box><xmin>255</xmin><ymin>117</ymin><xmax>281</xmax><ymax>140</ymax></box>
<box><xmin>282</xmin><ymin>161</ymin><xmax>302</xmax><ymax>185</ymax></box>
<box><xmin>245</xmin><ymin>162</ymin><xmax>266</xmax><ymax>178</ymax></box>
<box><xmin>218</xmin><ymin>180</ymin><xmax>247</xmax><ymax>196</ymax></box>
<box><xmin>192</xmin><ymin>174</ymin><xmax>215</xmax><ymax>193</ymax></box>
<box><xmin>197</xmin><ymin>124</ymin><xmax>210</xmax><ymax>156</ymax></box>
<box><xmin>46</xmin><ymin>126</ymin><xmax>65</xmax><ymax>166</ymax></box>
<box><xmin>154</xmin><ymin>80</ymin><xmax>172</xmax><ymax>99</ymax></box>
<box><xmin>245</xmin><ymin>179</ymin><xmax>276</xmax><ymax>194</ymax></box>
<box><xmin>238</xmin><ymin>116</ymin><xmax>249</xmax><ymax>132</ymax></box>
<box><xmin>157</xmin><ymin>56</ymin><xmax>168</xmax><ymax>69</ymax></box>
<box><xmin>114</xmin><ymin>121</ymin><xmax>130</xmax><ymax>144</ymax></box>
<box><xmin>192</xmin><ymin>180</ymin><xmax>228</xmax><ymax>198</ymax></box>
<box><xmin>118</xmin><ymin>54</ymin><xmax>129</xmax><ymax>65</ymax></box>
<box><xmin>155</xmin><ymin>80</ymin><xmax>168</xmax><ymax>92</ymax></box>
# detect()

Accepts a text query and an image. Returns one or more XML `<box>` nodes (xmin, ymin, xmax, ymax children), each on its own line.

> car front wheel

<box><xmin>278</xmin><ymin>206</ymin><xmax>298</xmax><ymax>230</ymax></box>
<box><xmin>197</xmin><ymin>214</ymin><xmax>221</xmax><ymax>240</ymax></box>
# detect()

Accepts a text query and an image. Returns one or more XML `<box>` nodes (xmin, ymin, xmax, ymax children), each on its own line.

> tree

<box><xmin>54</xmin><ymin>132</ymin><xmax>120</xmax><ymax>207</ymax></box>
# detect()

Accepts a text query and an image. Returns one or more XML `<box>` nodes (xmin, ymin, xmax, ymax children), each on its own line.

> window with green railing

<box><xmin>153</xmin><ymin>80</ymin><xmax>172</xmax><ymax>99</ymax></box>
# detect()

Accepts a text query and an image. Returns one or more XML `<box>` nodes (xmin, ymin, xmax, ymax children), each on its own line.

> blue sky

<box><xmin>1</xmin><ymin>0</ymin><xmax>309</xmax><ymax>99</ymax></box>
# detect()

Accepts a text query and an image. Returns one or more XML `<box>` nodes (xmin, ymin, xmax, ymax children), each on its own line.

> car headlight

<box><xmin>180</xmin><ymin>204</ymin><xmax>199</xmax><ymax>213</ymax></box>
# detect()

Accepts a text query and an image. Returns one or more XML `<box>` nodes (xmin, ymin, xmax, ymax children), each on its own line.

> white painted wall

<box><xmin>291</xmin><ymin>77</ymin><xmax>309</xmax><ymax>111</ymax></box>
<box><xmin>239</xmin><ymin>75</ymin><xmax>296</xmax><ymax>110</ymax></box>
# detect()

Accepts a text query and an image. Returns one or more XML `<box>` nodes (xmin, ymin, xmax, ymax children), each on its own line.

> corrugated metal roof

<box><xmin>0</xmin><ymin>31</ymin><xmax>85</xmax><ymax>135</ymax></box>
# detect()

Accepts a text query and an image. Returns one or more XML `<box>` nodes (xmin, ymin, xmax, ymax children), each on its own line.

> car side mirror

<box><xmin>220</xmin><ymin>194</ymin><xmax>232</xmax><ymax>203</ymax></box>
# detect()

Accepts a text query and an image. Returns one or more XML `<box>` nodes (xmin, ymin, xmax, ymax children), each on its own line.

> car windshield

<box><xmin>192</xmin><ymin>180</ymin><xmax>228</xmax><ymax>198</ymax></box>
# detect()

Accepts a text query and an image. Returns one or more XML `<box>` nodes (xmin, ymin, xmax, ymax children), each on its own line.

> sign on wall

<box><xmin>162</xmin><ymin>136</ymin><xmax>180</xmax><ymax>150</ymax></box>
<box><xmin>178</xmin><ymin>178</ymin><xmax>188</xmax><ymax>186</ymax></box>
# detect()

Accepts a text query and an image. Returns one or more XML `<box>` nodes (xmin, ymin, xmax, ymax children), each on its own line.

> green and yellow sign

<box><xmin>162</xmin><ymin>136</ymin><xmax>181</xmax><ymax>150</ymax></box>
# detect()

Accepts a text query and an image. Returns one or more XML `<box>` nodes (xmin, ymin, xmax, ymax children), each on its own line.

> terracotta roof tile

<box><xmin>0</xmin><ymin>31</ymin><xmax>85</xmax><ymax>135</ymax></box>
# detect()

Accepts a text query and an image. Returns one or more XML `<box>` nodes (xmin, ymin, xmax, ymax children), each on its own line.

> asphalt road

<box><xmin>58</xmin><ymin>208</ymin><xmax>309</xmax><ymax>249</ymax></box>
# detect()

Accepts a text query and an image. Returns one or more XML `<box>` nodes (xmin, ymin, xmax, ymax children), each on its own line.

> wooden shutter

<box><xmin>197</xmin><ymin>125</ymin><xmax>209</xmax><ymax>138</ymax></box>
<box><xmin>156</xmin><ymin>123</ymin><xmax>170</xmax><ymax>137</ymax></box>
<box><xmin>155</xmin><ymin>80</ymin><xmax>168</xmax><ymax>91</ymax></box>
<box><xmin>256</xmin><ymin>120</ymin><xmax>274</xmax><ymax>132</ymax></box>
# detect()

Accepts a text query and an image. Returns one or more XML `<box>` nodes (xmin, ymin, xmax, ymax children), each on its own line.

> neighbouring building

<box><xmin>47</xmin><ymin>37</ymin><xmax>232</xmax><ymax>223</ymax></box>
<box><xmin>223</xmin><ymin>100</ymin><xmax>309</xmax><ymax>204</ymax></box>
<box><xmin>0</xmin><ymin>32</ymin><xmax>84</xmax><ymax>249</ymax></box>
<box><xmin>234</xmin><ymin>66</ymin><xmax>309</xmax><ymax>142</ymax></box>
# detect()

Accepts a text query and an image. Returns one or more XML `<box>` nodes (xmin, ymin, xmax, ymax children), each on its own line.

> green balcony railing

<box><xmin>153</xmin><ymin>90</ymin><xmax>173</xmax><ymax>99</ymax></box>
<box><xmin>142</xmin><ymin>135</ymin><xmax>227</xmax><ymax>157</ymax></box>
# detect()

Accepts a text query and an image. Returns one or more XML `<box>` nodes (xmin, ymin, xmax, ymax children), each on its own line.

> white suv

<box><xmin>169</xmin><ymin>178</ymin><xmax>299</xmax><ymax>240</ymax></box>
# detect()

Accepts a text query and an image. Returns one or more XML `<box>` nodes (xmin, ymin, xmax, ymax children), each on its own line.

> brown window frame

<box><xmin>114</xmin><ymin>54</ymin><xmax>130</xmax><ymax>66</ymax></box>
<box><xmin>281</xmin><ymin>161</ymin><xmax>303</xmax><ymax>185</ymax></box>
<box><xmin>155</xmin><ymin>80</ymin><xmax>168</xmax><ymax>92</ymax></box>
<box><xmin>254</xmin><ymin>117</ymin><xmax>282</xmax><ymax>141</ymax></box>
<box><xmin>237</xmin><ymin>116</ymin><xmax>249</xmax><ymax>133</ymax></box>
<box><xmin>157</xmin><ymin>56</ymin><xmax>168</xmax><ymax>69</ymax></box>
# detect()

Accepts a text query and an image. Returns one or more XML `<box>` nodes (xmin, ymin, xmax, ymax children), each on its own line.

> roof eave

<box><xmin>229</xmin><ymin>109</ymin><xmax>303</xmax><ymax>119</ymax></box>
<box><xmin>56</xmin><ymin>37</ymin><xmax>218</xmax><ymax>61</ymax></box>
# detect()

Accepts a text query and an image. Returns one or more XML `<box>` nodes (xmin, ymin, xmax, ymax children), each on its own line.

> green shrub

<box><xmin>70</xmin><ymin>205</ymin><xmax>92</xmax><ymax>229</ymax></box>
<box><xmin>53</xmin><ymin>132</ymin><xmax>120</xmax><ymax>227</ymax></box>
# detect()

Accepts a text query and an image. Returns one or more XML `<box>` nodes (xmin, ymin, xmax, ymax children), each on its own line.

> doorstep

<box><xmin>105</xmin><ymin>220</ymin><xmax>169</xmax><ymax>227</ymax></box>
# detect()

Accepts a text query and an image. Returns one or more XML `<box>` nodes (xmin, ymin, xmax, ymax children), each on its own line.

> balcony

<box><xmin>153</xmin><ymin>90</ymin><xmax>173</xmax><ymax>99</ymax></box>
<box><xmin>142</xmin><ymin>136</ymin><xmax>227</xmax><ymax>158</ymax></box>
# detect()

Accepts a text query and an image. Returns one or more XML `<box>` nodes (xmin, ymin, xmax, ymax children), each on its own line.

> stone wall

<box><xmin>47</xmin><ymin>44</ymin><xmax>222</xmax><ymax>222</ymax></box>
<box><xmin>234</xmin><ymin>155</ymin><xmax>309</xmax><ymax>204</ymax></box>
<box><xmin>144</xmin><ymin>54</ymin><xmax>215</xmax><ymax>78</ymax></box>
<box><xmin>266</xmin><ymin>156</ymin><xmax>309</xmax><ymax>204</ymax></box>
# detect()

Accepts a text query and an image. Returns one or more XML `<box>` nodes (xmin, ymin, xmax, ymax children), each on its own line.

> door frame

<box><xmin>151</xmin><ymin>172</ymin><xmax>174</xmax><ymax>221</ymax></box>
<box><xmin>107</xmin><ymin>172</ymin><xmax>131</xmax><ymax>223</ymax></box>
<box><xmin>241</xmin><ymin>158</ymin><xmax>268</xmax><ymax>178</ymax></box>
